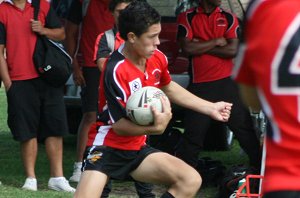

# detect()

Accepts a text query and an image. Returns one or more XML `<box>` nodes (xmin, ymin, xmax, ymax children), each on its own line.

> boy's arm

<box><xmin>31</xmin><ymin>20</ymin><xmax>65</xmax><ymax>41</ymax></box>
<box><xmin>178</xmin><ymin>36</ymin><xmax>227</xmax><ymax>56</ymax></box>
<box><xmin>207</xmin><ymin>38</ymin><xmax>239</xmax><ymax>59</ymax></box>
<box><xmin>0</xmin><ymin>45</ymin><xmax>11</xmax><ymax>91</ymax></box>
<box><xmin>111</xmin><ymin>96</ymin><xmax>172</xmax><ymax>136</ymax></box>
<box><xmin>161</xmin><ymin>81</ymin><xmax>232</xmax><ymax>122</ymax></box>
<box><xmin>96</xmin><ymin>58</ymin><xmax>107</xmax><ymax>72</ymax></box>
<box><xmin>238</xmin><ymin>84</ymin><xmax>261</xmax><ymax>112</ymax></box>
<box><xmin>65</xmin><ymin>21</ymin><xmax>85</xmax><ymax>85</ymax></box>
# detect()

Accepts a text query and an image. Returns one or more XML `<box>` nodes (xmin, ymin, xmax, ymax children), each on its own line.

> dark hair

<box><xmin>118</xmin><ymin>1</ymin><xmax>161</xmax><ymax>40</ymax></box>
<box><xmin>108</xmin><ymin>0</ymin><xmax>135</xmax><ymax>12</ymax></box>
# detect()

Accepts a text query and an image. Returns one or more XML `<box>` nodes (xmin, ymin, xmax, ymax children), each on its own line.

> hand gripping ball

<box><xmin>126</xmin><ymin>86</ymin><xmax>167</xmax><ymax>125</ymax></box>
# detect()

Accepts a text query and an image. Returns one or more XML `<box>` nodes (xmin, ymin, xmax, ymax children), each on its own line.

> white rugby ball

<box><xmin>126</xmin><ymin>86</ymin><xmax>167</xmax><ymax>126</ymax></box>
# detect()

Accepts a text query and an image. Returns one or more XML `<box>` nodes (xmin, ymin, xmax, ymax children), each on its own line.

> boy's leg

<box><xmin>45</xmin><ymin>137</ymin><xmax>63</xmax><ymax>177</ymax></box>
<box><xmin>131</xmin><ymin>152</ymin><xmax>201</xmax><ymax>198</ymax></box>
<box><xmin>21</xmin><ymin>138</ymin><xmax>38</xmax><ymax>179</ymax></box>
<box><xmin>100</xmin><ymin>179</ymin><xmax>112</xmax><ymax>198</ymax></box>
<box><xmin>75</xmin><ymin>170</ymin><xmax>108</xmax><ymax>198</ymax></box>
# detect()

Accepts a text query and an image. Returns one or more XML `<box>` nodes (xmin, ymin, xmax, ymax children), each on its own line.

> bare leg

<box><xmin>45</xmin><ymin>136</ymin><xmax>63</xmax><ymax>177</ymax></box>
<box><xmin>131</xmin><ymin>152</ymin><xmax>202</xmax><ymax>198</ymax></box>
<box><xmin>21</xmin><ymin>138</ymin><xmax>38</xmax><ymax>178</ymax></box>
<box><xmin>76</xmin><ymin>112</ymin><xmax>96</xmax><ymax>162</ymax></box>
<box><xmin>74</xmin><ymin>170</ymin><xmax>108</xmax><ymax>198</ymax></box>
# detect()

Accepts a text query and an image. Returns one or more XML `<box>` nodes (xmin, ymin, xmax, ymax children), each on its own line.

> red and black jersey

<box><xmin>67</xmin><ymin>0</ymin><xmax>114</xmax><ymax>67</ymax></box>
<box><xmin>233</xmin><ymin>0</ymin><xmax>300</xmax><ymax>193</ymax></box>
<box><xmin>0</xmin><ymin>0</ymin><xmax>62</xmax><ymax>80</ymax></box>
<box><xmin>177</xmin><ymin>6</ymin><xmax>239</xmax><ymax>83</ymax></box>
<box><xmin>87</xmin><ymin>44</ymin><xmax>171</xmax><ymax>150</ymax></box>
<box><xmin>93</xmin><ymin>27</ymin><xmax>124</xmax><ymax>63</ymax></box>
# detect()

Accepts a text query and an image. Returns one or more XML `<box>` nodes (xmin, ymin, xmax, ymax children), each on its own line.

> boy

<box><xmin>75</xmin><ymin>1</ymin><xmax>232</xmax><ymax>198</ymax></box>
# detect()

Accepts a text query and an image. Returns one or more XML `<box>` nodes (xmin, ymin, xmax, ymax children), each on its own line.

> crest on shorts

<box><xmin>87</xmin><ymin>151</ymin><xmax>103</xmax><ymax>164</ymax></box>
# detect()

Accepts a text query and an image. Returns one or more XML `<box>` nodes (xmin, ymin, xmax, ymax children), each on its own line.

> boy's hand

<box><xmin>210</xmin><ymin>102</ymin><xmax>232</xmax><ymax>122</ymax></box>
<box><xmin>151</xmin><ymin>96</ymin><xmax>172</xmax><ymax>134</ymax></box>
<box><xmin>30</xmin><ymin>19</ymin><xmax>45</xmax><ymax>35</ymax></box>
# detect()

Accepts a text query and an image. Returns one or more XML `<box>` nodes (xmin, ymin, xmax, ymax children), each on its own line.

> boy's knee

<box><xmin>187</xmin><ymin>171</ymin><xmax>202</xmax><ymax>191</ymax></box>
<box><xmin>178</xmin><ymin>168</ymin><xmax>202</xmax><ymax>196</ymax></box>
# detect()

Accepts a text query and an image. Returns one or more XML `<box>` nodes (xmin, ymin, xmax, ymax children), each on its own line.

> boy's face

<box><xmin>113</xmin><ymin>2</ymin><xmax>130</xmax><ymax>26</ymax></box>
<box><xmin>132</xmin><ymin>23</ymin><xmax>161</xmax><ymax>58</ymax></box>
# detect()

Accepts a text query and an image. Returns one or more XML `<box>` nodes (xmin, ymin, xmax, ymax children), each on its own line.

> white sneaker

<box><xmin>48</xmin><ymin>177</ymin><xmax>76</xmax><ymax>193</ymax></box>
<box><xmin>69</xmin><ymin>162</ymin><xmax>82</xmax><ymax>182</ymax></box>
<box><xmin>22</xmin><ymin>177</ymin><xmax>37</xmax><ymax>191</ymax></box>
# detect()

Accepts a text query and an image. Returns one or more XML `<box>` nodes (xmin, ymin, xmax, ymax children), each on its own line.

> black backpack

<box><xmin>32</xmin><ymin>0</ymin><xmax>72</xmax><ymax>87</ymax></box>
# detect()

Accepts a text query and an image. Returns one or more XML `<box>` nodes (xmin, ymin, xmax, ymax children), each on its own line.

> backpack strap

<box><xmin>105</xmin><ymin>29</ymin><xmax>115</xmax><ymax>53</ymax></box>
<box><xmin>82</xmin><ymin>0</ymin><xmax>91</xmax><ymax>18</ymax></box>
<box><xmin>32</xmin><ymin>0</ymin><xmax>40</xmax><ymax>20</ymax></box>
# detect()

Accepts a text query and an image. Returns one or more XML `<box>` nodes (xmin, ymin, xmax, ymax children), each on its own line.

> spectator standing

<box><xmin>65</xmin><ymin>0</ymin><xmax>114</xmax><ymax>182</ymax></box>
<box><xmin>233</xmin><ymin>0</ymin><xmax>300</xmax><ymax>197</ymax></box>
<box><xmin>0</xmin><ymin>0</ymin><xmax>75</xmax><ymax>192</ymax></box>
<box><xmin>74</xmin><ymin>1</ymin><xmax>232</xmax><ymax>198</ymax></box>
<box><xmin>176</xmin><ymin>0</ymin><xmax>261</xmax><ymax>170</ymax></box>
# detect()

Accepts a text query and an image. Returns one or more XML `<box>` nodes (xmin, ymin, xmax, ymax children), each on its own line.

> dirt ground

<box><xmin>109</xmin><ymin>181</ymin><xmax>205</xmax><ymax>198</ymax></box>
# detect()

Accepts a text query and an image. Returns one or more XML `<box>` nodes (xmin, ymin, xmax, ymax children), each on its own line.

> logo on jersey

<box><xmin>217</xmin><ymin>17</ymin><xmax>226</xmax><ymax>27</ymax></box>
<box><xmin>129</xmin><ymin>78</ymin><xmax>142</xmax><ymax>94</ymax></box>
<box><xmin>152</xmin><ymin>69</ymin><xmax>161</xmax><ymax>85</ymax></box>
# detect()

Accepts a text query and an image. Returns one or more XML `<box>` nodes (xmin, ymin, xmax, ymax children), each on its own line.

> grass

<box><xmin>0</xmin><ymin>86</ymin><xmax>247</xmax><ymax>197</ymax></box>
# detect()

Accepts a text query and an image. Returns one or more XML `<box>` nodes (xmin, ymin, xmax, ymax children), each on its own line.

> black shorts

<box><xmin>82</xmin><ymin>145</ymin><xmax>160</xmax><ymax>180</ymax></box>
<box><xmin>6</xmin><ymin>78</ymin><xmax>68</xmax><ymax>142</ymax></box>
<box><xmin>80</xmin><ymin>67</ymin><xmax>100</xmax><ymax>113</ymax></box>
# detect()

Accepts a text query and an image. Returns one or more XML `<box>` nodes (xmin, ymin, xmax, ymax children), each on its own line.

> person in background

<box><xmin>176</xmin><ymin>0</ymin><xmax>261</xmax><ymax>170</ymax></box>
<box><xmin>0</xmin><ymin>0</ymin><xmax>74</xmax><ymax>192</ymax></box>
<box><xmin>94</xmin><ymin>0</ymin><xmax>129</xmax><ymax>72</ymax></box>
<box><xmin>233</xmin><ymin>0</ymin><xmax>300</xmax><ymax>197</ymax></box>
<box><xmin>74</xmin><ymin>1</ymin><xmax>232</xmax><ymax>198</ymax></box>
<box><xmin>65</xmin><ymin>0</ymin><xmax>114</xmax><ymax>183</ymax></box>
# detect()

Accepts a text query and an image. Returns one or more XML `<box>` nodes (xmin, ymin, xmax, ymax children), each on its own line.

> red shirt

<box><xmin>177</xmin><ymin>6</ymin><xmax>239</xmax><ymax>83</ymax></box>
<box><xmin>0</xmin><ymin>0</ymin><xmax>59</xmax><ymax>80</ymax></box>
<box><xmin>87</xmin><ymin>44</ymin><xmax>171</xmax><ymax>150</ymax></box>
<box><xmin>233</xmin><ymin>0</ymin><xmax>300</xmax><ymax>193</ymax></box>
<box><xmin>79</xmin><ymin>0</ymin><xmax>114</xmax><ymax>67</ymax></box>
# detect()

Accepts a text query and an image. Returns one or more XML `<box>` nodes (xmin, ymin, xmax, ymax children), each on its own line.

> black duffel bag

<box><xmin>32</xmin><ymin>0</ymin><xmax>72</xmax><ymax>87</ymax></box>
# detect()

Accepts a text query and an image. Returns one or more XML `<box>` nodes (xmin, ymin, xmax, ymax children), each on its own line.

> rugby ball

<box><xmin>126</xmin><ymin>86</ymin><xmax>167</xmax><ymax>126</ymax></box>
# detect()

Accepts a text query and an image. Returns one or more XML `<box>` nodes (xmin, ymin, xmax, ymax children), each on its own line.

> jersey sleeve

<box><xmin>233</xmin><ymin>9</ymin><xmax>261</xmax><ymax>86</ymax></box>
<box><xmin>176</xmin><ymin>10</ymin><xmax>194</xmax><ymax>40</ymax></box>
<box><xmin>93</xmin><ymin>33</ymin><xmax>111</xmax><ymax>62</ymax></box>
<box><xmin>224</xmin><ymin>12</ymin><xmax>240</xmax><ymax>39</ymax></box>
<box><xmin>103</xmin><ymin>53</ymin><xmax>127</xmax><ymax>123</ymax></box>
<box><xmin>157</xmin><ymin>51</ymin><xmax>172</xmax><ymax>87</ymax></box>
<box><xmin>233</xmin><ymin>44</ymin><xmax>256</xmax><ymax>86</ymax></box>
<box><xmin>45</xmin><ymin>5</ymin><xmax>63</xmax><ymax>28</ymax></box>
